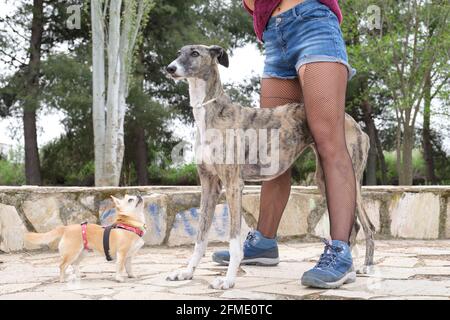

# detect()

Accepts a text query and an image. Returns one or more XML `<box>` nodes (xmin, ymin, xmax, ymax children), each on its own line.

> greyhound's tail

<box><xmin>24</xmin><ymin>226</ymin><xmax>65</xmax><ymax>246</ymax></box>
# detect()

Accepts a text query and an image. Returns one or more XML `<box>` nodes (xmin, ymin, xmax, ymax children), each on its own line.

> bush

<box><xmin>65</xmin><ymin>161</ymin><xmax>95</xmax><ymax>186</ymax></box>
<box><xmin>291</xmin><ymin>148</ymin><xmax>317</xmax><ymax>185</ymax></box>
<box><xmin>148</xmin><ymin>163</ymin><xmax>199</xmax><ymax>185</ymax></box>
<box><xmin>0</xmin><ymin>159</ymin><xmax>25</xmax><ymax>185</ymax></box>
<box><xmin>382</xmin><ymin>149</ymin><xmax>427</xmax><ymax>184</ymax></box>
<box><xmin>41</xmin><ymin>136</ymin><xmax>94</xmax><ymax>186</ymax></box>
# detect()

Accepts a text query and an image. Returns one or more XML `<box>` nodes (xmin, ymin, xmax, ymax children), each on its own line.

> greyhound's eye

<box><xmin>191</xmin><ymin>51</ymin><xmax>200</xmax><ymax>57</ymax></box>
<box><xmin>176</xmin><ymin>51</ymin><xmax>181</xmax><ymax>56</ymax></box>
<box><xmin>128</xmin><ymin>198</ymin><xmax>133</xmax><ymax>203</ymax></box>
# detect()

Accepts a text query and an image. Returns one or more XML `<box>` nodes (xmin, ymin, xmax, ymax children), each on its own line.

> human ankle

<box><xmin>256</xmin><ymin>229</ymin><xmax>276</xmax><ymax>240</ymax></box>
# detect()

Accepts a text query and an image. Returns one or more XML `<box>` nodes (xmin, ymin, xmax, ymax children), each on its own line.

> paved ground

<box><xmin>0</xmin><ymin>240</ymin><xmax>449</xmax><ymax>300</ymax></box>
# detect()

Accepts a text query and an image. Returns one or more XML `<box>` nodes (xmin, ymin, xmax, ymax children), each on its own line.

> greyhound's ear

<box><xmin>209</xmin><ymin>45</ymin><xmax>229</xmax><ymax>68</ymax></box>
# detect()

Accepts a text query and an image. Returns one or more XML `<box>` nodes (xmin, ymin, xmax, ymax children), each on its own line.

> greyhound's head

<box><xmin>166</xmin><ymin>45</ymin><xmax>229</xmax><ymax>80</ymax></box>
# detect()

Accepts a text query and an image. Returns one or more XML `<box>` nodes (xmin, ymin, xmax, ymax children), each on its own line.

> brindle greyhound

<box><xmin>165</xmin><ymin>45</ymin><xmax>375</xmax><ymax>290</ymax></box>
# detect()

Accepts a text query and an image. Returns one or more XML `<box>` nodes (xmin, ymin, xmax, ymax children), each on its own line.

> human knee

<box><xmin>314</xmin><ymin>137</ymin><xmax>347</xmax><ymax>162</ymax></box>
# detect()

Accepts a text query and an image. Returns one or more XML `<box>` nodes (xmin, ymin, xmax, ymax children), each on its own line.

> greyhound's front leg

<box><xmin>210</xmin><ymin>178</ymin><xmax>244</xmax><ymax>290</ymax></box>
<box><xmin>167</xmin><ymin>173</ymin><xmax>221</xmax><ymax>281</ymax></box>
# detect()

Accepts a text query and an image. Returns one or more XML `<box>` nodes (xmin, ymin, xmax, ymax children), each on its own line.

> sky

<box><xmin>0</xmin><ymin>1</ymin><xmax>449</xmax><ymax>158</ymax></box>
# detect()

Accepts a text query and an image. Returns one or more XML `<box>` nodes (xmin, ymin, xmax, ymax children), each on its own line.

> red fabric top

<box><xmin>243</xmin><ymin>0</ymin><xmax>343</xmax><ymax>41</ymax></box>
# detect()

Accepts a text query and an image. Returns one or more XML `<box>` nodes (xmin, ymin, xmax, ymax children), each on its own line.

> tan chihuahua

<box><xmin>25</xmin><ymin>195</ymin><xmax>147</xmax><ymax>283</ymax></box>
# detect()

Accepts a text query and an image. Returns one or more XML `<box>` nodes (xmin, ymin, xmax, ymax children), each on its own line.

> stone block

<box><xmin>0</xmin><ymin>204</ymin><xmax>27</xmax><ymax>252</ymax></box>
<box><xmin>167</xmin><ymin>203</ymin><xmax>251</xmax><ymax>246</ymax></box>
<box><xmin>390</xmin><ymin>192</ymin><xmax>440</xmax><ymax>239</ymax></box>
<box><xmin>22</xmin><ymin>197</ymin><xmax>63</xmax><ymax>233</ymax></box>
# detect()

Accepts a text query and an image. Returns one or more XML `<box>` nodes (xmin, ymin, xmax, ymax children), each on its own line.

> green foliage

<box><xmin>382</xmin><ymin>149</ymin><xmax>427</xmax><ymax>184</ymax></box>
<box><xmin>41</xmin><ymin>136</ymin><xmax>94</xmax><ymax>186</ymax></box>
<box><xmin>291</xmin><ymin>148</ymin><xmax>317</xmax><ymax>185</ymax></box>
<box><xmin>0</xmin><ymin>159</ymin><xmax>25</xmax><ymax>186</ymax></box>
<box><xmin>148</xmin><ymin>163</ymin><xmax>199</xmax><ymax>185</ymax></box>
<box><xmin>39</xmin><ymin>51</ymin><xmax>95</xmax><ymax>186</ymax></box>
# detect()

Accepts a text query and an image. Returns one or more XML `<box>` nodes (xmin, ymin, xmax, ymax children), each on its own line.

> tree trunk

<box><xmin>395</xmin><ymin>118</ymin><xmax>403</xmax><ymax>185</ymax></box>
<box><xmin>103</xmin><ymin>0</ymin><xmax>122</xmax><ymax>186</ymax></box>
<box><xmin>134</xmin><ymin>45</ymin><xmax>149</xmax><ymax>186</ymax></box>
<box><xmin>401</xmin><ymin>124</ymin><xmax>414</xmax><ymax>185</ymax></box>
<box><xmin>91</xmin><ymin>0</ymin><xmax>149</xmax><ymax>186</ymax></box>
<box><xmin>91</xmin><ymin>0</ymin><xmax>106</xmax><ymax>186</ymax></box>
<box><xmin>422</xmin><ymin>71</ymin><xmax>437</xmax><ymax>184</ymax></box>
<box><xmin>23</xmin><ymin>0</ymin><xmax>44</xmax><ymax>185</ymax></box>
<box><xmin>134</xmin><ymin>126</ymin><xmax>149</xmax><ymax>185</ymax></box>
<box><xmin>361</xmin><ymin>100</ymin><xmax>377</xmax><ymax>185</ymax></box>
<box><xmin>116</xmin><ymin>0</ymin><xmax>147</xmax><ymax>179</ymax></box>
<box><xmin>374</xmin><ymin>121</ymin><xmax>388</xmax><ymax>185</ymax></box>
<box><xmin>23</xmin><ymin>109</ymin><xmax>41</xmax><ymax>185</ymax></box>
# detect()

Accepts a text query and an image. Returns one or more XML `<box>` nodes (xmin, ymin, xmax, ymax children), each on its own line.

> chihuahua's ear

<box><xmin>209</xmin><ymin>45</ymin><xmax>229</xmax><ymax>68</ymax></box>
<box><xmin>110</xmin><ymin>195</ymin><xmax>121</xmax><ymax>207</ymax></box>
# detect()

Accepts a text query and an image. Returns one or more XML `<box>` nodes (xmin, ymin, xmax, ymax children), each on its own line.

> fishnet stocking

<box><xmin>299</xmin><ymin>62</ymin><xmax>356</xmax><ymax>243</ymax></box>
<box><xmin>257</xmin><ymin>78</ymin><xmax>303</xmax><ymax>239</ymax></box>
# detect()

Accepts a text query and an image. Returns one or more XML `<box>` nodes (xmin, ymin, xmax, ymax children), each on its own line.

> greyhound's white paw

<box><xmin>166</xmin><ymin>269</ymin><xmax>194</xmax><ymax>281</ymax></box>
<box><xmin>209</xmin><ymin>277</ymin><xmax>234</xmax><ymax>290</ymax></box>
<box><xmin>127</xmin><ymin>273</ymin><xmax>137</xmax><ymax>278</ymax></box>
<box><xmin>115</xmin><ymin>275</ymin><xmax>125</xmax><ymax>282</ymax></box>
<box><xmin>357</xmin><ymin>265</ymin><xmax>375</xmax><ymax>275</ymax></box>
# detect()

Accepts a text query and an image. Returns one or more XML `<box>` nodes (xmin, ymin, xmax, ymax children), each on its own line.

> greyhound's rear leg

<box><xmin>167</xmin><ymin>173</ymin><xmax>222</xmax><ymax>281</ymax></box>
<box><xmin>355</xmin><ymin>184</ymin><xmax>375</xmax><ymax>273</ymax></box>
<box><xmin>210</xmin><ymin>177</ymin><xmax>244</xmax><ymax>290</ymax></box>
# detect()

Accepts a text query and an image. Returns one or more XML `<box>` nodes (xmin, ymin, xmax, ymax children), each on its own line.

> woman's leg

<box><xmin>298</xmin><ymin>62</ymin><xmax>356</xmax><ymax>242</ymax></box>
<box><xmin>257</xmin><ymin>78</ymin><xmax>303</xmax><ymax>239</ymax></box>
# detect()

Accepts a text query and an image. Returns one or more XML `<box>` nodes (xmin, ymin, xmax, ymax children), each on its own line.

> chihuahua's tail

<box><xmin>24</xmin><ymin>226</ymin><xmax>65</xmax><ymax>246</ymax></box>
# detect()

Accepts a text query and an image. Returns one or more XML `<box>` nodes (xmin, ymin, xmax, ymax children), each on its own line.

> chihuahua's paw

<box><xmin>209</xmin><ymin>277</ymin><xmax>234</xmax><ymax>290</ymax></box>
<box><xmin>115</xmin><ymin>275</ymin><xmax>125</xmax><ymax>283</ymax></box>
<box><xmin>166</xmin><ymin>269</ymin><xmax>193</xmax><ymax>281</ymax></box>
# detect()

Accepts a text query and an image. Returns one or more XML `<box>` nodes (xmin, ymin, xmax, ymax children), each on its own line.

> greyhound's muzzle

<box><xmin>166</xmin><ymin>65</ymin><xmax>177</xmax><ymax>75</ymax></box>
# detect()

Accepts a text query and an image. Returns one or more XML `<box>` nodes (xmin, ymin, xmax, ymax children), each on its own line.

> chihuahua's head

<box><xmin>110</xmin><ymin>195</ymin><xmax>145</xmax><ymax>222</ymax></box>
<box><xmin>166</xmin><ymin>45</ymin><xmax>229</xmax><ymax>80</ymax></box>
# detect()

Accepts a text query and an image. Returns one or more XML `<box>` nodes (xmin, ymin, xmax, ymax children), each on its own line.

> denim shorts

<box><xmin>262</xmin><ymin>0</ymin><xmax>356</xmax><ymax>81</ymax></box>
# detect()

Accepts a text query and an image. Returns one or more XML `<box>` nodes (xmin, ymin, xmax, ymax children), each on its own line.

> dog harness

<box><xmin>102</xmin><ymin>223</ymin><xmax>145</xmax><ymax>261</ymax></box>
<box><xmin>80</xmin><ymin>222</ymin><xmax>145</xmax><ymax>261</ymax></box>
<box><xmin>81</xmin><ymin>221</ymin><xmax>91</xmax><ymax>251</ymax></box>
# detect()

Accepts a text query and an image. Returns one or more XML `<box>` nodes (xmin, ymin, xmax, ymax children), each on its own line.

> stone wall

<box><xmin>0</xmin><ymin>186</ymin><xmax>449</xmax><ymax>252</ymax></box>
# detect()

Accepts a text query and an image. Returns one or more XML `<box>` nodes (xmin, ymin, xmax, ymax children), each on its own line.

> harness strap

<box><xmin>81</xmin><ymin>221</ymin><xmax>90</xmax><ymax>251</ymax></box>
<box><xmin>103</xmin><ymin>224</ymin><xmax>116</xmax><ymax>261</ymax></box>
<box><xmin>116</xmin><ymin>223</ymin><xmax>145</xmax><ymax>237</ymax></box>
<box><xmin>102</xmin><ymin>222</ymin><xmax>144</xmax><ymax>262</ymax></box>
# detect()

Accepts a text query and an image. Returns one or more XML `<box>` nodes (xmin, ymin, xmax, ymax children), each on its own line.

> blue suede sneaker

<box><xmin>301</xmin><ymin>239</ymin><xmax>356</xmax><ymax>289</ymax></box>
<box><xmin>212</xmin><ymin>230</ymin><xmax>279</xmax><ymax>266</ymax></box>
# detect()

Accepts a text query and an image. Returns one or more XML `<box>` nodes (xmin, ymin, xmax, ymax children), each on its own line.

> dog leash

<box><xmin>194</xmin><ymin>97</ymin><xmax>217</xmax><ymax>108</ymax></box>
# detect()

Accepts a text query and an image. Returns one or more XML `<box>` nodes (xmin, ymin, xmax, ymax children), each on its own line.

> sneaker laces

<box><xmin>245</xmin><ymin>231</ymin><xmax>256</xmax><ymax>242</ymax></box>
<box><xmin>316</xmin><ymin>238</ymin><xmax>343</xmax><ymax>269</ymax></box>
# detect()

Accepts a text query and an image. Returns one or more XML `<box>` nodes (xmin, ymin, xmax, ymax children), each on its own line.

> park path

<box><xmin>0</xmin><ymin>240</ymin><xmax>449</xmax><ymax>300</ymax></box>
